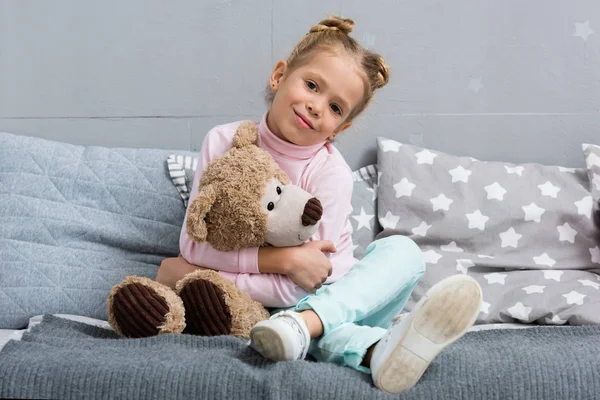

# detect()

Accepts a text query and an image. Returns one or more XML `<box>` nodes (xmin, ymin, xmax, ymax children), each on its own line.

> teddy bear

<box><xmin>106</xmin><ymin>121</ymin><xmax>324</xmax><ymax>339</ymax></box>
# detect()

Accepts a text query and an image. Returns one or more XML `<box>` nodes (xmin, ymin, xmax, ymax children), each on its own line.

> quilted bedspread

<box><xmin>0</xmin><ymin>132</ymin><xmax>190</xmax><ymax>329</ymax></box>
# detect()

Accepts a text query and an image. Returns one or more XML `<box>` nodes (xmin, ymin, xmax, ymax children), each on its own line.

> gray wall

<box><xmin>1</xmin><ymin>1</ymin><xmax>599</xmax><ymax>170</ymax></box>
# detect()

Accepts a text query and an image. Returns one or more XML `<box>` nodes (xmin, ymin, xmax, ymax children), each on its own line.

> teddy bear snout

<box><xmin>302</xmin><ymin>197</ymin><xmax>323</xmax><ymax>226</ymax></box>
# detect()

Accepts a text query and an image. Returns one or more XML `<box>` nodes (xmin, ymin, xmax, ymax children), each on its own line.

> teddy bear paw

<box><xmin>178</xmin><ymin>275</ymin><xmax>233</xmax><ymax>336</ymax></box>
<box><xmin>107</xmin><ymin>276</ymin><xmax>185</xmax><ymax>338</ymax></box>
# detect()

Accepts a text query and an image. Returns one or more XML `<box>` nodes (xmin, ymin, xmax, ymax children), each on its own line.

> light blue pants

<box><xmin>294</xmin><ymin>235</ymin><xmax>425</xmax><ymax>373</ymax></box>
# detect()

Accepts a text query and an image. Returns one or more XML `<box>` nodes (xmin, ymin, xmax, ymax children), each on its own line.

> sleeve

<box><xmin>219</xmin><ymin>271</ymin><xmax>309</xmax><ymax>308</ymax></box>
<box><xmin>305</xmin><ymin>164</ymin><xmax>354</xmax><ymax>250</ymax></box>
<box><xmin>179</xmin><ymin>125</ymin><xmax>260</xmax><ymax>274</ymax></box>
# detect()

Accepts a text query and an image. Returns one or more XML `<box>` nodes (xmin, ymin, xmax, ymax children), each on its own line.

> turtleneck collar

<box><xmin>258</xmin><ymin>113</ymin><xmax>325</xmax><ymax>160</ymax></box>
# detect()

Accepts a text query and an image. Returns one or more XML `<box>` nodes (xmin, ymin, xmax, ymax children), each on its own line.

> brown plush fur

<box><xmin>107</xmin><ymin>276</ymin><xmax>186</xmax><ymax>336</ymax></box>
<box><xmin>108</xmin><ymin>122</ymin><xmax>291</xmax><ymax>340</ymax></box>
<box><xmin>187</xmin><ymin>121</ymin><xmax>289</xmax><ymax>251</ymax></box>
<box><xmin>176</xmin><ymin>269</ymin><xmax>271</xmax><ymax>338</ymax></box>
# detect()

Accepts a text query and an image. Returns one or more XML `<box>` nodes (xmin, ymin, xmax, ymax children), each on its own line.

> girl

<box><xmin>156</xmin><ymin>16</ymin><xmax>482</xmax><ymax>394</ymax></box>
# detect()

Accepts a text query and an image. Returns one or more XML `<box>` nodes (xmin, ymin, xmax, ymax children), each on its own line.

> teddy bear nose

<box><xmin>302</xmin><ymin>197</ymin><xmax>323</xmax><ymax>226</ymax></box>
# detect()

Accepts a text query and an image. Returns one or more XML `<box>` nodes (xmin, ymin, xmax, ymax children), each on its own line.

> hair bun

<box><xmin>375</xmin><ymin>56</ymin><xmax>390</xmax><ymax>89</ymax></box>
<box><xmin>309</xmin><ymin>16</ymin><xmax>354</xmax><ymax>35</ymax></box>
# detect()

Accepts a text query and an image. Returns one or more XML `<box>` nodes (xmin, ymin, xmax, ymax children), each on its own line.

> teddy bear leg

<box><xmin>176</xmin><ymin>271</ymin><xmax>233</xmax><ymax>336</ymax></box>
<box><xmin>176</xmin><ymin>270</ymin><xmax>270</xmax><ymax>338</ymax></box>
<box><xmin>107</xmin><ymin>276</ymin><xmax>185</xmax><ymax>338</ymax></box>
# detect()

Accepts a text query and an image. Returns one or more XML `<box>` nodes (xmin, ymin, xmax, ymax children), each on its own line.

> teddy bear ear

<box><xmin>232</xmin><ymin>121</ymin><xmax>259</xmax><ymax>149</ymax></box>
<box><xmin>186</xmin><ymin>184</ymin><xmax>216</xmax><ymax>243</ymax></box>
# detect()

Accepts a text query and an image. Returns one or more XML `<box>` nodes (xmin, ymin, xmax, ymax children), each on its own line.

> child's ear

<box><xmin>270</xmin><ymin>60</ymin><xmax>288</xmax><ymax>91</ymax></box>
<box><xmin>186</xmin><ymin>184</ymin><xmax>216</xmax><ymax>243</ymax></box>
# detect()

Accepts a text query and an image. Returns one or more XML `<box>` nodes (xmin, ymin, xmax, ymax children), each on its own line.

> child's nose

<box><xmin>301</xmin><ymin>197</ymin><xmax>323</xmax><ymax>226</ymax></box>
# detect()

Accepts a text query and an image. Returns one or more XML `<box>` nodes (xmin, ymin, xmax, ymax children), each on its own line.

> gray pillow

<box><xmin>350</xmin><ymin>165</ymin><xmax>381</xmax><ymax>260</ymax></box>
<box><xmin>376</xmin><ymin>137</ymin><xmax>600</xmax><ymax>325</ymax></box>
<box><xmin>582</xmin><ymin>144</ymin><xmax>600</xmax><ymax>228</ymax></box>
<box><xmin>166</xmin><ymin>156</ymin><xmax>379</xmax><ymax>259</ymax></box>
<box><xmin>0</xmin><ymin>132</ymin><xmax>187</xmax><ymax>329</ymax></box>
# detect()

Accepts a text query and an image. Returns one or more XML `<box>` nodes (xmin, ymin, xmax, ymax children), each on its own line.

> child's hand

<box><xmin>286</xmin><ymin>240</ymin><xmax>336</xmax><ymax>293</ymax></box>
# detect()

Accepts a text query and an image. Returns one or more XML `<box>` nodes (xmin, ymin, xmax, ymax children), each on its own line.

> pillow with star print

<box><xmin>166</xmin><ymin>155</ymin><xmax>379</xmax><ymax>260</ymax></box>
<box><xmin>582</xmin><ymin>143</ymin><xmax>600</xmax><ymax>228</ymax></box>
<box><xmin>349</xmin><ymin>165</ymin><xmax>381</xmax><ymax>260</ymax></box>
<box><xmin>376</xmin><ymin>137</ymin><xmax>600</xmax><ymax>325</ymax></box>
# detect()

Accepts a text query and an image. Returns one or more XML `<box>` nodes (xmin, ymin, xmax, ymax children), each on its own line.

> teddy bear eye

<box><xmin>267</xmin><ymin>202</ymin><xmax>275</xmax><ymax>211</ymax></box>
<box><xmin>276</xmin><ymin>186</ymin><xmax>282</xmax><ymax>195</ymax></box>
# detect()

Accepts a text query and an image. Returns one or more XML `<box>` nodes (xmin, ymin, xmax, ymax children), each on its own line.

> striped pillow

<box><xmin>167</xmin><ymin>155</ymin><xmax>198</xmax><ymax>207</ymax></box>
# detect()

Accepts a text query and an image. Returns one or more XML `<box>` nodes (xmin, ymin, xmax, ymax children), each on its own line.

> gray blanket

<box><xmin>1</xmin><ymin>316</ymin><xmax>599</xmax><ymax>400</ymax></box>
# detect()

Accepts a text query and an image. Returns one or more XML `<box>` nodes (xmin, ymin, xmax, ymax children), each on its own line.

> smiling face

<box><xmin>266</xmin><ymin>50</ymin><xmax>366</xmax><ymax>146</ymax></box>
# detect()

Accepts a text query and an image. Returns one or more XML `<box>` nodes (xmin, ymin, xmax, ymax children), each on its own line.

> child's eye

<box><xmin>306</xmin><ymin>80</ymin><xmax>318</xmax><ymax>92</ymax></box>
<box><xmin>330</xmin><ymin>104</ymin><xmax>342</xmax><ymax>116</ymax></box>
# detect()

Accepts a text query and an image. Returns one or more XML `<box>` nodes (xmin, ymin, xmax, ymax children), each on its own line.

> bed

<box><xmin>1</xmin><ymin>132</ymin><xmax>600</xmax><ymax>399</ymax></box>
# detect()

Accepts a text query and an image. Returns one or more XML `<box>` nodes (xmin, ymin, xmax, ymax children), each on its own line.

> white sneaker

<box><xmin>249</xmin><ymin>310</ymin><xmax>310</xmax><ymax>362</ymax></box>
<box><xmin>370</xmin><ymin>274</ymin><xmax>483</xmax><ymax>394</ymax></box>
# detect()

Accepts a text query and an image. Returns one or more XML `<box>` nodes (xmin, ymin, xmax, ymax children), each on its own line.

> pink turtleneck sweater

<box><xmin>179</xmin><ymin>115</ymin><xmax>357</xmax><ymax>308</ymax></box>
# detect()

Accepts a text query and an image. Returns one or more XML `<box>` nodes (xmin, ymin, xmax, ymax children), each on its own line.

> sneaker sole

<box><xmin>250</xmin><ymin>324</ymin><xmax>291</xmax><ymax>362</ymax></box>
<box><xmin>375</xmin><ymin>275</ymin><xmax>482</xmax><ymax>394</ymax></box>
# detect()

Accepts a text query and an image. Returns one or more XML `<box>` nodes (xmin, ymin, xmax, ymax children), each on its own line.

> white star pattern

<box><xmin>456</xmin><ymin>259</ymin><xmax>475</xmax><ymax>274</ymax></box>
<box><xmin>557</xmin><ymin>223</ymin><xmax>577</xmax><ymax>244</ymax></box>
<box><xmin>563</xmin><ymin>291</ymin><xmax>586</xmax><ymax>305</ymax></box>
<box><xmin>466</xmin><ymin>210</ymin><xmax>489</xmax><ymax>230</ymax></box>
<box><xmin>484</xmin><ymin>182</ymin><xmax>507</xmax><ymax>201</ymax></box>
<box><xmin>538</xmin><ymin>181</ymin><xmax>561</xmax><ymax>198</ymax></box>
<box><xmin>522</xmin><ymin>202</ymin><xmax>546</xmax><ymax>223</ymax></box>
<box><xmin>351</xmin><ymin>207</ymin><xmax>374</xmax><ymax>231</ymax></box>
<box><xmin>533</xmin><ymin>253</ymin><xmax>556</xmax><ymax>267</ymax></box>
<box><xmin>582</xmin><ymin>144</ymin><xmax>591</xmax><ymax>151</ymax></box>
<box><xmin>579</xmin><ymin>279</ymin><xmax>600</xmax><ymax>289</ymax></box>
<box><xmin>575</xmin><ymin>196</ymin><xmax>593</xmax><ymax>219</ymax></box>
<box><xmin>590</xmin><ymin>246</ymin><xmax>600</xmax><ymax>264</ymax></box>
<box><xmin>558</xmin><ymin>166</ymin><xmax>577</xmax><ymax>173</ymax></box>
<box><xmin>412</xmin><ymin>222</ymin><xmax>431</xmax><ymax>237</ymax></box>
<box><xmin>480</xmin><ymin>301</ymin><xmax>490</xmax><ymax>314</ymax></box>
<box><xmin>423</xmin><ymin>250</ymin><xmax>442</xmax><ymax>264</ymax></box>
<box><xmin>380</xmin><ymin>139</ymin><xmax>402</xmax><ymax>152</ymax></box>
<box><xmin>415</xmin><ymin>149</ymin><xmax>437</xmax><ymax>165</ymax></box>
<box><xmin>587</xmin><ymin>152</ymin><xmax>600</xmax><ymax>168</ymax></box>
<box><xmin>468</xmin><ymin>77</ymin><xmax>483</xmax><ymax>93</ymax></box>
<box><xmin>484</xmin><ymin>273</ymin><xmax>507</xmax><ymax>285</ymax></box>
<box><xmin>574</xmin><ymin>21</ymin><xmax>594</xmax><ymax>41</ymax></box>
<box><xmin>394</xmin><ymin>178</ymin><xmax>416</xmax><ymax>198</ymax></box>
<box><xmin>430</xmin><ymin>194</ymin><xmax>453</xmax><ymax>211</ymax></box>
<box><xmin>504</xmin><ymin>165</ymin><xmax>524</xmax><ymax>176</ymax></box>
<box><xmin>508</xmin><ymin>302</ymin><xmax>532</xmax><ymax>321</ymax></box>
<box><xmin>543</xmin><ymin>270</ymin><xmax>563</xmax><ymax>281</ymax></box>
<box><xmin>441</xmin><ymin>241</ymin><xmax>464</xmax><ymax>252</ymax></box>
<box><xmin>449</xmin><ymin>166</ymin><xmax>472</xmax><ymax>183</ymax></box>
<box><xmin>380</xmin><ymin>211</ymin><xmax>400</xmax><ymax>230</ymax></box>
<box><xmin>545</xmin><ymin>315</ymin><xmax>567</xmax><ymax>325</ymax></box>
<box><xmin>592</xmin><ymin>173</ymin><xmax>600</xmax><ymax>191</ymax></box>
<box><xmin>522</xmin><ymin>285</ymin><xmax>545</xmax><ymax>294</ymax></box>
<box><xmin>499</xmin><ymin>227</ymin><xmax>522</xmax><ymax>248</ymax></box>
<box><xmin>352</xmin><ymin>244</ymin><xmax>359</xmax><ymax>252</ymax></box>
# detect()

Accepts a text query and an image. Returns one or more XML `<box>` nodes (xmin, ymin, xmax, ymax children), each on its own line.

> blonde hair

<box><xmin>265</xmin><ymin>16</ymin><xmax>390</xmax><ymax>122</ymax></box>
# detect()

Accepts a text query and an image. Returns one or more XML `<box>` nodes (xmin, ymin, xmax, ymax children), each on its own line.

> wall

<box><xmin>1</xmin><ymin>0</ymin><xmax>599</xmax><ymax>169</ymax></box>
